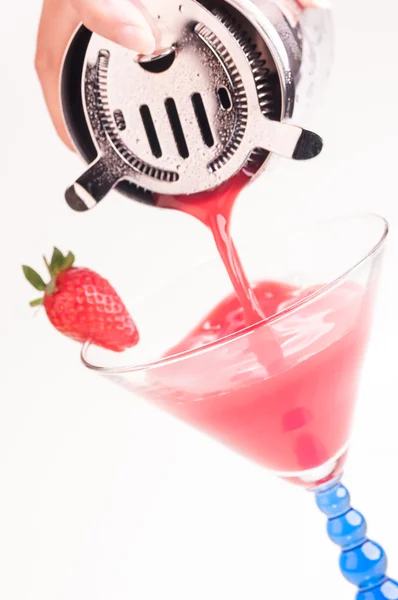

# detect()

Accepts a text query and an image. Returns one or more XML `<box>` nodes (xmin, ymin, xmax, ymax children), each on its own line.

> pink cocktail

<box><xmin>82</xmin><ymin>215</ymin><xmax>397</xmax><ymax>598</ymax></box>
<box><xmin>148</xmin><ymin>279</ymin><xmax>372</xmax><ymax>483</ymax></box>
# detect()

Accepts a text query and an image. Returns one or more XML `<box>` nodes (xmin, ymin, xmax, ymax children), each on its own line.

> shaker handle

<box><xmin>259</xmin><ymin>120</ymin><xmax>323</xmax><ymax>161</ymax></box>
<box><xmin>65</xmin><ymin>155</ymin><xmax>122</xmax><ymax>212</ymax></box>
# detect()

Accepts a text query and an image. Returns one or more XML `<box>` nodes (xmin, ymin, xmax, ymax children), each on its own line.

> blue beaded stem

<box><xmin>314</xmin><ymin>482</ymin><xmax>398</xmax><ymax>599</ymax></box>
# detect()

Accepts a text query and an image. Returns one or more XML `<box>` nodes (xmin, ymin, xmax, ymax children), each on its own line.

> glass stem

<box><xmin>313</xmin><ymin>480</ymin><xmax>398</xmax><ymax>599</ymax></box>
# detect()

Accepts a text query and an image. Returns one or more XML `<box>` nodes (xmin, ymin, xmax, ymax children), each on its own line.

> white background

<box><xmin>1</xmin><ymin>1</ymin><xmax>398</xmax><ymax>599</ymax></box>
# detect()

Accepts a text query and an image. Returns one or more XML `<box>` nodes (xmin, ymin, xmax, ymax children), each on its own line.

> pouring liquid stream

<box><xmin>155</xmin><ymin>171</ymin><xmax>284</xmax><ymax>370</ymax></box>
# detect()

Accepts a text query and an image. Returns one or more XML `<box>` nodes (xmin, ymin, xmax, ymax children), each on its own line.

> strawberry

<box><xmin>23</xmin><ymin>248</ymin><xmax>139</xmax><ymax>352</ymax></box>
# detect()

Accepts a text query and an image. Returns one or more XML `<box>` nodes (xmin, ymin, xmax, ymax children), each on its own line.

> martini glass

<box><xmin>82</xmin><ymin>214</ymin><xmax>397</xmax><ymax>598</ymax></box>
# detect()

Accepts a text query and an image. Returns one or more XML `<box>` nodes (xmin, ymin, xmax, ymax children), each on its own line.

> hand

<box><xmin>35</xmin><ymin>0</ymin><xmax>156</xmax><ymax>149</ymax></box>
<box><xmin>35</xmin><ymin>0</ymin><xmax>329</xmax><ymax>151</ymax></box>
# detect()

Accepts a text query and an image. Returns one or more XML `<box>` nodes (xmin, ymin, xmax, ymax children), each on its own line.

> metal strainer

<box><xmin>61</xmin><ymin>0</ymin><xmax>332</xmax><ymax>211</ymax></box>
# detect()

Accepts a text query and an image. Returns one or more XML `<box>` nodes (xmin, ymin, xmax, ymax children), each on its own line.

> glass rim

<box><xmin>82</xmin><ymin>213</ymin><xmax>389</xmax><ymax>375</ymax></box>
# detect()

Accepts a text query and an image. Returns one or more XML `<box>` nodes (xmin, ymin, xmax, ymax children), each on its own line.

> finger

<box><xmin>35</xmin><ymin>0</ymin><xmax>79</xmax><ymax>150</ymax></box>
<box><xmin>70</xmin><ymin>0</ymin><xmax>156</xmax><ymax>54</ymax></box>
<box><xmin>298</xmin><ymin>0</ymin><xmax>331</xmax><ymax>8</ymax></box>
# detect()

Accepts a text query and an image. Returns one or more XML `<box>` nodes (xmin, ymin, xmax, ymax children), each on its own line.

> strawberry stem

<box><xmin>43</xmin><ymin>256</ymin><xmax>52</xmax><ymax>277</ymax></box>
<box><xmin>45</xmin><ymin>280</ymin><xmax>56</xmax><ymax>295</ymax></box>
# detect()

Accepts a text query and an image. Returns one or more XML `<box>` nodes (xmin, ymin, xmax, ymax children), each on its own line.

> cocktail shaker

<box><xmin>61</xmin><ymin>0</ymin><xmax>333</xmax><ymax>210</ymax></box>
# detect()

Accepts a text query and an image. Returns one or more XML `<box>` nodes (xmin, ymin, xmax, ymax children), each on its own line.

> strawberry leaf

<box><xmin>50</xmin><ymin>247</ymin><xmax>65</xmax><ymax>273</ymax></box>
<box><xmin>62</xmin><ymin>251</ymin><xmax>75</xmax><ymax>270</ymax></box>
<box><xmin>29</xmin><ymin>298</ymin><xmax>43</xmax><ymax>307</ymax></box>
<box><xmin>23</xmin><ymin>266</ymin><xmax>46</xmax><ymax>291</ymax></box>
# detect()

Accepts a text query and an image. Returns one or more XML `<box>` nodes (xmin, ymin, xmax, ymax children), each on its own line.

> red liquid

<box><xmin>156</xmin><ymin>173</ymin><xmax>285</xmax><ymax>371</ymax></box>
<box><xmin>156</xmin><ymin>172</ymin><xmax>264</xmax><ymax>324</ymax></box>
<box><xmin>148</xmin><ymin>176</ymin><xmax>373</xmax><ymax>482</ymax></box>
<box><xmin>147</xmin><ymin>279</ymin><xmax>372</xmax><ymax>480</ymax></box>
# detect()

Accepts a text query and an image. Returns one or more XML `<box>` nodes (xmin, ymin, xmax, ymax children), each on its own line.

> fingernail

<box><xmin>116</xmin><ymin>25</ymin><xmax>156</xmax><ymax>53</ymax></box>
<box><xmin>310</xmin><ymin>0</ymin><xmax>332</xmax><ymax>8</ymax></box>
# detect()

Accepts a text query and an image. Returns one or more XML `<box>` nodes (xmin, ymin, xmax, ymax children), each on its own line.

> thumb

<box><xmin>70</xmin><ymin>0</ymin><xmax>156</xmax><ymax>54</ymax></box>
<box><xmin>298</xmin><ymin>0</ymin><xmax>331</xmax><ymax>7</ymax></box>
